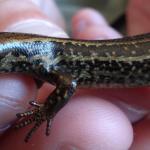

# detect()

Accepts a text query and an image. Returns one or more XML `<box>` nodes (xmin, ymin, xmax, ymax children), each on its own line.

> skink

<box><xmin>0</xmin><ymin>32</ymin><xmax>149</xmax><ymax>142</ymax></box>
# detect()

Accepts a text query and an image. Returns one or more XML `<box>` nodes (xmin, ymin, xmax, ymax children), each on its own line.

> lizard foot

<box><xmin>15</xmin><ymin>101</ymin><xmax>53</xmax><ymax>142</ymax></box>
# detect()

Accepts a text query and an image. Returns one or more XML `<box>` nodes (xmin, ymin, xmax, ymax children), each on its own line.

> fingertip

<box><xmin>0</xmin><ymin>0</ymin><xmax>68</xmax><ymax>38</ymax></box>
<box><xmin>5</xmin><ymin>19</ymin><xmax>68</xmax><ymax>38</ymax></box>
<box><xmin>72</xmin><ymin>8</ymin><xmax>108</xmax><ymax>34</ymax></box>
<box><xmin>47</xmin><ymin>96</ymin><xmax>133</xmax><ymax>150</ymax></box>
<box><xmin>72</xmin><ymin>8</ymin><xmax>121</xmax><ymax>39</ymax></box>
<box><xmin>0</xmin><ymin>75</ymin><xmax>37</xmax><ymax>134</ymax></box>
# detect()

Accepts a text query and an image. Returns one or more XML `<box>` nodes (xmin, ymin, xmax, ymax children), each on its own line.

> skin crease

<box><xmin>0</xmin><ymin>0</ymin><xmax>149</xmax><ymax>149</ymax></box>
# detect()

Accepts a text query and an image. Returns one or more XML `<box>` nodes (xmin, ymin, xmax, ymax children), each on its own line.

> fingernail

<box><xmin>114</xmin><ymin>101</ymin><xmax>149</xmax><ymax>123</ymax></box>
<box><xmin>5</xmin><ymin>19</ymin><xmax>68</xmax><ymax>38</ymax></box>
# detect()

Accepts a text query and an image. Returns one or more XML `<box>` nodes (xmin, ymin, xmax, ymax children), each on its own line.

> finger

<box><xmin>0</xmin><ymin>0</ymin><xmax>67</xmax><ymax>37</ymax></box>
<box><xmin>72</xmin><ymin>8</ymin><xmax>150</xmax><ymax>122</ymax></box>
<box><xmin>130</xmin><ymin>117</ymin><xmax>150</xmax><ymax>150</ymax></box>
<box><xmin>0</xmin><ymin>0</ymin><xmax>67</xmax><ymax>136</ymax></box>
<box><xmin>0</xmin><ymin>74</ymin><xmax>37</xmax><ymax>135</ymax></box>
<box><xmin>127</xmin><ymin>0</ymin><xmax>150</xmax><ymax>35</ymax></box>
<box><xmin>49</xmin><ymin>97</ymin><xmax>133</xmax><ymax>150</ymax></box>
<box><xmin>72</xmin><ymin>8</ymin><xmax>121</xmax><ymax>39</ymax></box>
<box><xmin>31</xmin><ymin>0</ymin><xmax>66</xmax><ymax>29</ymax></box>
<box><xmin>0</xmin><ymin>97</ymin><xmax>133</xmax><ymax>150</ymax></box>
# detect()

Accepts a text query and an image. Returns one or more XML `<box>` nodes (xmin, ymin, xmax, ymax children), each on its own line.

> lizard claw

<box><xmin>29</xmin><ymin>100</ymin><xmax>44</xmax><ymax>107</ymax></box>
<box><xmin>15</xmin><ymin>103</ymin><xmax>54</xmax><ymax>142</ymax></box>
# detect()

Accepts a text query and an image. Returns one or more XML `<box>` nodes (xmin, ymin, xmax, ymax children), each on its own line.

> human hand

<box><xmin>0</xmin><ymin>0</ymin><xmax>150</xmax><ymax>150</ymax></box>
<box><xmin>126</xmin><ymin>0</ymin><xmax>150</xmax><ymax>149</ymax></box>
<box><xmin>127</xmin><ymin>0</ymin><xmax>150</xmax><ymax>35</ymax></box>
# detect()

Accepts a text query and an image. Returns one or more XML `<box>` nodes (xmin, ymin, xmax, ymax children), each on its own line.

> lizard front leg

<box><xmin>15</xmin><ymin>74</ymin><xmax>77</xmax><ymax>142</ymax></box>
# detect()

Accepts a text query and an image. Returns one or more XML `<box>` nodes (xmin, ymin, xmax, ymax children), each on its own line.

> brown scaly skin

<box><xmin>0</xmin><ymin>32</ymin><xmax>150</xmax><ymax>142</ymax></box>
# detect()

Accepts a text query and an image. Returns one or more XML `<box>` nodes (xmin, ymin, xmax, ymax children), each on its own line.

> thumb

<box><xmin>0</xmin><ymin>75</ymin><xmax>37</xmax><ymax>134</ymax></box>
<box><xmin>0</xmin><ymin>0</ymin><xmax>67</xmax><ymax>135</ymax></box>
